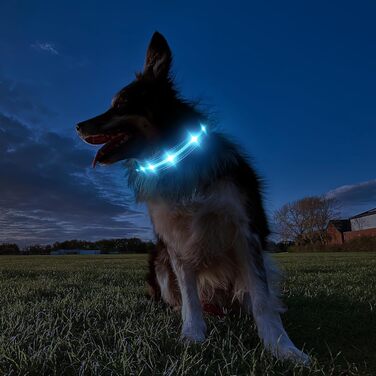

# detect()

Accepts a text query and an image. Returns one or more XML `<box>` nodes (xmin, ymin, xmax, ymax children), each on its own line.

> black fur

<box><xmin>76</xmin><ymin>31</ymin><xmax>270</xmax><ymax>290</ymax></box>
<box><xmin>127</xmin><ymin>131</ymin><xmax>270</xmax><ymax>248</ymax></box>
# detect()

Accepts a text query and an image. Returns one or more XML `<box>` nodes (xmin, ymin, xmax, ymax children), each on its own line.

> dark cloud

<box><xmin>0</xmin><ymin>112</ymin><xmax>152</xmax><ymax>245</ymax></box>
<box><xmin>0</xmin><ymin>78</ymin><xmax>55</xmax><ymax>123</ymax></box>
<box><xmin>326</xmin><ymin>180</ymin><xmax>376</xmax><ymax>217</ymax></box>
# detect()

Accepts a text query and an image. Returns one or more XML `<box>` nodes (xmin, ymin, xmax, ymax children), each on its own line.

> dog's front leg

<box><xmin>170</xmin><ymin>256</ymin><xmax>206</xmax><ymax>343</ymax></box>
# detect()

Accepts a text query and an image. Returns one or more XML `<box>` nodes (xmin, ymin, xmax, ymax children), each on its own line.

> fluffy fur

<box><xmin>76</xmin><ymin>31</ymin><xmax>309</xmax><ymax>364</ymax></box>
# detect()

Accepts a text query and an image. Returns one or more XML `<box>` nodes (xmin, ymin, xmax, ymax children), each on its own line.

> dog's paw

<box><xmin>181</xmin><ymin>322</ymin><xmax>207</xmax><ymax>343</ymax></box>
<box><xmin>273</xmin><ymin>345</ymin><xmax>310</xmax><ymax>365</ymax></box>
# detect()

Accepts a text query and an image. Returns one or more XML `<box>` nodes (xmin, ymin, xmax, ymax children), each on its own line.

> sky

<box><xmin>0</xmin><ymin>0</ymin><xmax>375</xmax><ymax>245</ymax></box>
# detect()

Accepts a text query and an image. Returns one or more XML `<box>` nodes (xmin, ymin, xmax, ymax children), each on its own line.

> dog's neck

<box><xmin>135</xmin><ymin>122</ymin><xmax>208</xmax><ymax>175</ymax></box>
<box><xmin>126</xmin><ymin>132</ymin><xmax>240</xmax><ymax>203</ymax></box>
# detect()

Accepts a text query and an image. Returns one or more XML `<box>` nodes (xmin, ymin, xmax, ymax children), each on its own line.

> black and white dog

<box><xmin>77</xmin><ymin>32</ymin><xmax>309</xmax><ymax>363</ymax></box>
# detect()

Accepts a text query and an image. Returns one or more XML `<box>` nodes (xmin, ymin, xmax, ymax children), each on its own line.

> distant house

<box><xmin>327</xmin><ymin>208</ymin><xmax>376</xmax><ymax>245</ymax></box>
<box><xmin>350</xmin><ymin>208</ymin><xmax>376</xmax><ymax>231</ymax></box>
<box><xmin>51</xmin><ymin>249</ymin><xmax>101</xmax><ymax>255</ymax></box>
<box><xmin>327</xmin><ymin>220</ymin><xmax>351</xmax><ymax>245</ymax></box>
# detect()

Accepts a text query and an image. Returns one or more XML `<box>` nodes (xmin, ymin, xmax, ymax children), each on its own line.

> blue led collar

<box><xmin>136</xmin><ymin>124</ymin><xmax>208</xmax><ymax>174</ymax></box>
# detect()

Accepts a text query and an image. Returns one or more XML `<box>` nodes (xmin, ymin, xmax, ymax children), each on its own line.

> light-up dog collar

<box><xmin>136</xmin><ymin>124</ymin><xmax>208</xmax><ymax>174</ymax></box>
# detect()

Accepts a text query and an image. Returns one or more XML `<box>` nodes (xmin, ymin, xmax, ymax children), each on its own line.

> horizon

<box><xmin>4</xmin><ymin>205</ymin><xmax>376</xmax><ymax>248</ymax></box>
<box><xmin>1</xmin><ymin>1</ymin><xmax>375</xmax><ymax>245</ymax></box>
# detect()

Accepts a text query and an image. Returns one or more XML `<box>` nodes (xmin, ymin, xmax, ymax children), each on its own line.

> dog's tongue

<box><xmin>92</xmin><ymin>134</ymin><xmax>129</xmax><ymax>168</ymax></box>
<box><xmin>92</xmin><ymin>146</ymin><xmax>112</xmax><ymax>168</ymax></box>
<box><xmin>85</xmin><ymin>135</ymin><xmax>112</xmax><ymax>145</ymax></box>
<box><xmin>92</xmin><ymin>152</ymin><xmax>102</xmax><ymax>168</ymax></box>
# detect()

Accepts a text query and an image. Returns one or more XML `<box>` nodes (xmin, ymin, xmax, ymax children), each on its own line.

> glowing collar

<box><xmin>136</xmin><ymin>124</ymin><xmax>208</xmax><ymax>174</ymax></box>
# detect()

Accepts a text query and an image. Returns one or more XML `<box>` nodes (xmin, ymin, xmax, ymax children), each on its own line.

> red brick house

<box><xmin>327</xmin><ymin>208</ymin><xmax>376</xmax><ymax>245</ymax></box>
<box><xmin>327</xmin><ymin>220</ymin><xmax>351</xmax><ymax>245</ymax></box>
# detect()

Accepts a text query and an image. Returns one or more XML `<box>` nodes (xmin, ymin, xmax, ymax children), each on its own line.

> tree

<box><xmin>0</xmin><ymin>243</ymin><xmax>20</xmax><ymax>255</ymax></box>
<box><xmin>274</xmin><ymin>196</ymin><xmax>339</xmax><ymax>245</ymax></box>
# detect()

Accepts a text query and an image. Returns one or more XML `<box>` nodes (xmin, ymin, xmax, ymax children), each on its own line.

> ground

<box><xmin>0</xmin><ymin>252</ymin><xmax>375</xmax><ymax>375</ymax></box>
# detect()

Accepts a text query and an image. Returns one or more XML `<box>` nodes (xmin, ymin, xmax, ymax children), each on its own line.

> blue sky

<box><xmin>1</xmin><ymin>0</ymin><xmax>375</xmax><ymax>245</ymax></box>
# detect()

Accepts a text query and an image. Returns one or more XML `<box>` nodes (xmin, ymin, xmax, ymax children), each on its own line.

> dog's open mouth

<box><xmin>83</xmin><ymin>133</ymin><xmax>130</xmax><ymax>167</ymax></box>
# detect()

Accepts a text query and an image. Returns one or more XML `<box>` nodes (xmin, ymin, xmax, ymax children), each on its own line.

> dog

<box><xmin>76</xmin><ymin>32</ymin><xmax>309</xmax><ymax>363</ymax></box>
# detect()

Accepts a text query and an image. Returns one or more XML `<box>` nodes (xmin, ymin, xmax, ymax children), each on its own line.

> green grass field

<box><xmin>0</xmin><ymin>253</ymin><xmax>375</xmax><ymax>375</ymax></box>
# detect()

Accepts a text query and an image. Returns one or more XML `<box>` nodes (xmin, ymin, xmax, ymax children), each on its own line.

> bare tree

<box><xmin>274</xmin><ymin>196</ymin><xmax>339</xmax><ymax>245</ymax></box>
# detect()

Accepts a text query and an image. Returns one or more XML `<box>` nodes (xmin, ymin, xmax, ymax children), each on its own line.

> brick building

<box><xmin>327</xmin><ymin>208</ymin><xmax>376</xmax><ymax>245</ymax></box>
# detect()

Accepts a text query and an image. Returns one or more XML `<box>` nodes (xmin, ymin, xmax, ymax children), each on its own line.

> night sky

<box><xmin>1</xmin><ymin>1</ymin><xmax>375</xmax><ymax>245</ymax></box>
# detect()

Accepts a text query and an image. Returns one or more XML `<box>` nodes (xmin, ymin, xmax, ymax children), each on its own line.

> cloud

<box><xmin>326</xmin><ymin>179</ymin><xmax>376</xmax><ymax>216</ymax></box>
<box><xmin>0</xmin><ymin>78</ymin><xmax>55</xmax><ymax>123</ymax></box>
<box><xmin>31</xmin><ymin>41</ymin><xmax>59</xmax><ymax>55</ymax></box>
<box><xmin>0</xmin><ymin>112</ymin><xmax>153</xmax><ymax>246</ymax></box>
<box><xmin>31</xmin><ymin>42</ymin><xmax>90</xmax><ymax>70</ymax></box>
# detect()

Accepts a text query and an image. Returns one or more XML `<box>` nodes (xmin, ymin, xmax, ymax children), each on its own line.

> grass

<box><xmin>0</xmin><ymin>253</ymin><xmax>375</xmax><ymax>375</ymax></box>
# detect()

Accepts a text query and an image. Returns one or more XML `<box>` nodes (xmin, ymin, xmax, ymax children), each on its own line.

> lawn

<box><xmin>0</xmin><ymin>252</ymin><xmax>375</xmax><ymax>375</ymax></box>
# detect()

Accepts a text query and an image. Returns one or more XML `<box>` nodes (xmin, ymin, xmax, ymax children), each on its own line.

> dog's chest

<box><xmin>146</xmin><ymin>181</ymin><xmax>249</xmax><ymax>256</ymax></box>
<box><xmin>147</xmin><ymin>197</ymin><xmax>198</xmax><ymax>249</ymax></box>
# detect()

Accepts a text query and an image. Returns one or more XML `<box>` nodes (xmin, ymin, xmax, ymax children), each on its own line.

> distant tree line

<box><xmin>0</xmin><ymin>238</ymin><xmax>155</xmax><ymax>255</ymax></box>
<box><xmin>0</xmin><ymin>243</ymin><xmax>21</xmax><ymax>255</ymax></box>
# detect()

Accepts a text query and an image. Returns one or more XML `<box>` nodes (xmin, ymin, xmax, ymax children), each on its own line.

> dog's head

<box><xmin>77</xmin><ymin>32</ymin><xmax>199</xmax><ymax>167</ymax></box>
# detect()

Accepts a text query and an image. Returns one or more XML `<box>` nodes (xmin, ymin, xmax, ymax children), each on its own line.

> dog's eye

<box><xmin>115</xmin><ymin>100</ymin><xmax>127</xmax><ymax>110</ymax></box>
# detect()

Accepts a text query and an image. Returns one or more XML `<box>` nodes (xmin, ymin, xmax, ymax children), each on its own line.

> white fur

<box><xmin>148</xmin><ymin>180</ymin><xmax>309</xmax><ymax>363</ymax></box>
<box><xmin>170</xmin><ymin>256</ymin><xmax>207</xmax><ymax>342</ymax></box>
<box><xmin>155</xmin><ymin>268</ymin><xmax>175</xmax><ymax>306</ymax></box>
<box><xmin>241</xmin><ymin>239</ymin><xmax>309</xmax><ymax>363</ymax></box>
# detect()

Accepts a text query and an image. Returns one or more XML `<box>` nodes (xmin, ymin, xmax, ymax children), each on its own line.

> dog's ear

<box><xmin>143</xmin><ymin>32</ymin><xmax>172</xmax><ymax>79</ymax></box>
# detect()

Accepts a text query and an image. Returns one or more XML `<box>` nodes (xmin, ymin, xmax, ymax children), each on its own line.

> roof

<box><xmin>350</xmin><ymin>208</ymin><xmax>376</xmax><ymax>220</ymax></box>
<box><xmin>328</xmin><ymin>219</ymin><xmax>351</xmax><ymax>232</ymax></box>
